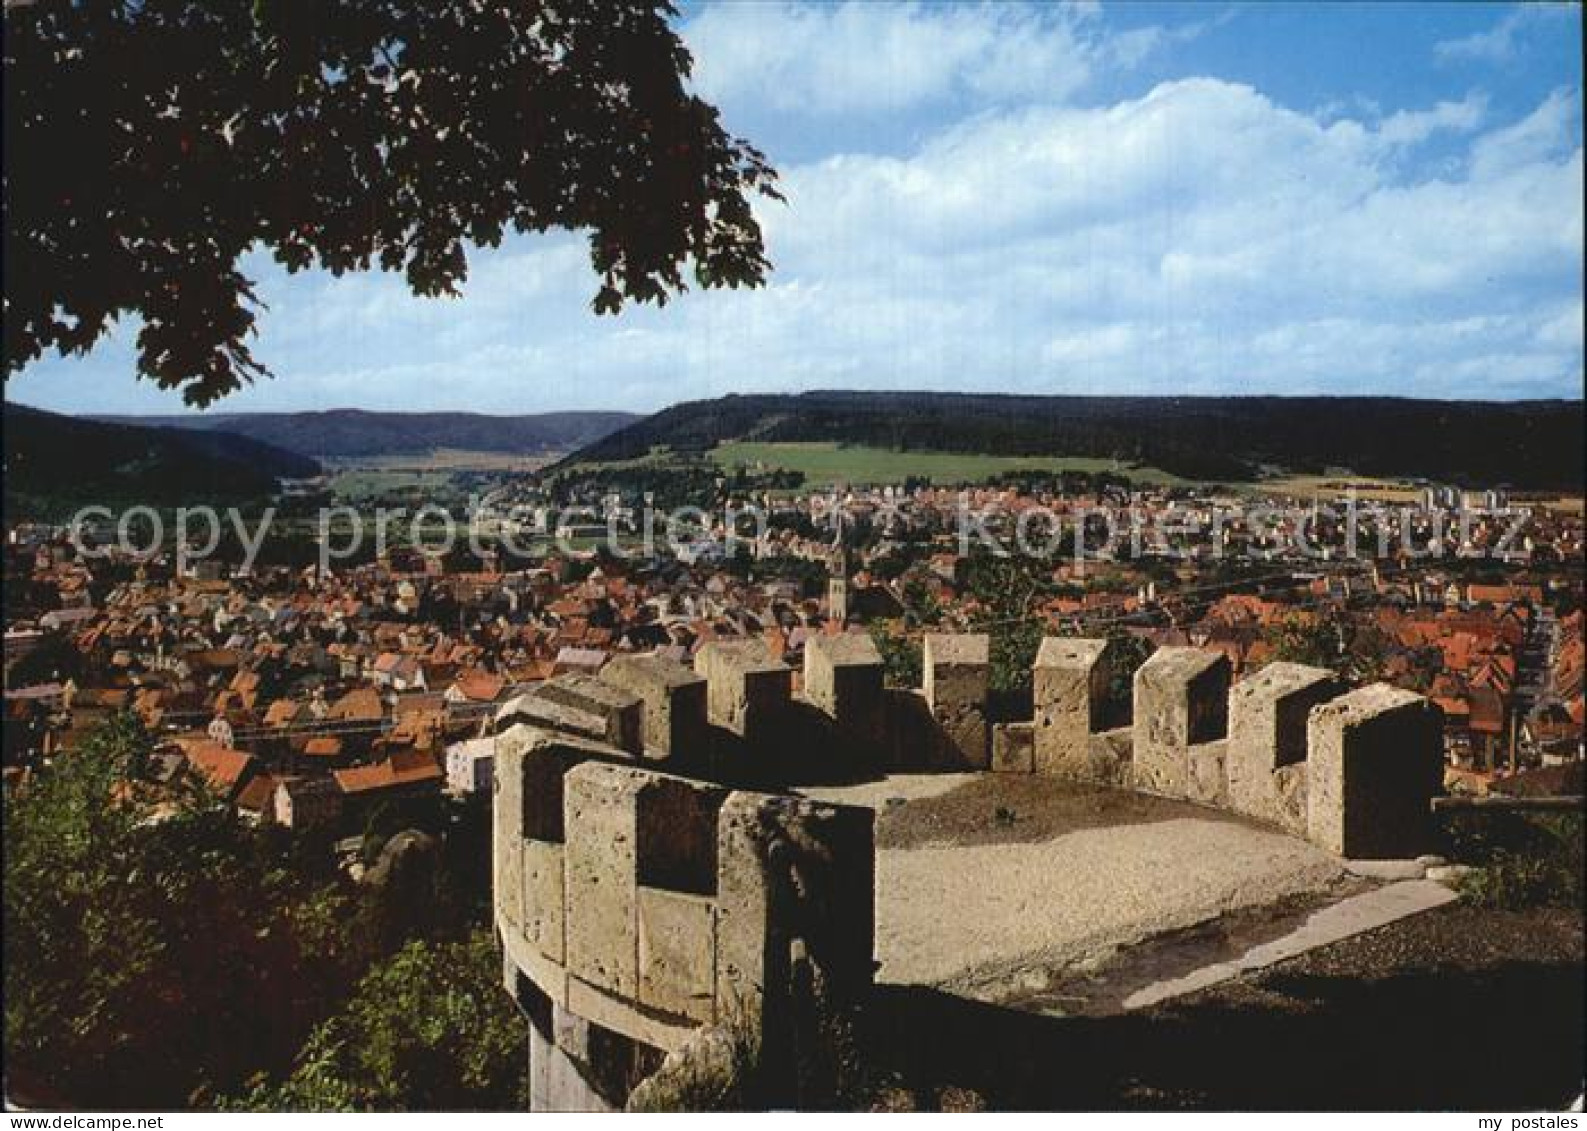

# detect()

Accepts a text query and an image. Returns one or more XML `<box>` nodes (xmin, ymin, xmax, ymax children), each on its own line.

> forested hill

<box><xmin>562</xmin><ymin>391</ymin><xmax>1585</xmax><ymax>488</ymax></box>
<box><xmin>3</xmin><ymin>403</ymin><xmax>320</xmax><ymax>517</ymax></box>
<box><xmin>96</xmin><ymin>408</ymin><xmax>638</xmax><ymax>461</ymax></box>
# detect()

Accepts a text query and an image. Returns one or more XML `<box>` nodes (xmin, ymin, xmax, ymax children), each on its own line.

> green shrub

<box><xmin>1441</xmin><ymin>810</ymin><xmax>1583</xmax><ymax>909</ymax></box>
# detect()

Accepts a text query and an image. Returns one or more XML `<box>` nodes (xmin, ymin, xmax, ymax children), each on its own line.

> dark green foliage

<box><xmin>3</xmin><ymin>715</ymin><xmax>374</xmax><ymax>1106</ymax></box>
<box><xmin>1263</xmin><ymin>614</ymin><xmax>1394</xmax><ymax>684</ymax></box>
<box><xmin>550</xmin><ymin>463</ymin><xmax>721</xmax><ymax>513</ymax></box>
<box><xmin>1099</xmin><ymin>630</ymin><xmax>1155</xmax><ymax>729</ymax></box>
<box><xmin>963</xmin><ymin>552</ymin><xmax>1049</xmax><ymax>696</ymax></box>
<box><xmin>3</xmin><ymin>630</ymin><xmax>82</xmax><ymax>689</ymax></box>
<box><xmin>870</xmin><ymin>626</ymin><xmax>923</xmax><ymax>689</ymax></box>
<box><xmin>567</xmin><ymin>391</ymin><xmax>1585</xmax><ymax>490</ymax></box>
<box><xmin>93</xmin><ymin>409</ymin><xmax>639</xmax><ymax>462</ymax></box>
<box><xmin>3</xmin><ymin>403</ymin><xmax>318</xmax><ymax>518</ymax></box>
<box><xmin>4</xmin><ymin>712</ymin><xmax>516</xmax><ymax>1110</ymax></box>
<box><xmin>1441</xmin><ymin>810</ymin><xmax>1584</xmax><ymax>910</ymax></box>
<box><xmin>224</xmin><ymin>930</ymin><xmax>526</xmax><ymax>1112</ymax></box>
<box><xmin>5</xmin><ymin>0</ymin><xmax>777</xmax><ymax>404</ymax></box>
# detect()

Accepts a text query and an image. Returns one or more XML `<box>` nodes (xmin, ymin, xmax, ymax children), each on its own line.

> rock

<box><xmin>1343</xmin><ymin>858</ymin><xmax>1427</xmax><ymax>881</ymax></box>
<box><xmin>1415</xmin><ymin>854</ymin><xmax>1448</xmax><ymax>868</ymax></box>
<box><xmin>1426</xmin><ymin>863</ymin><xmax>1474</xmax><ymax>886</ymax></box>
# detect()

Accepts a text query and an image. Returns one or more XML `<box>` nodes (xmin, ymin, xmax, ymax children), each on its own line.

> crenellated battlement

<box><xmin>494</xmin><ymin>632</ymin><xmax>1446</xmax><ymax>1109</ymax></box>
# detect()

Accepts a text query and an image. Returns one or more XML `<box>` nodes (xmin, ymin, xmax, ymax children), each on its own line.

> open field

<box><xmin>1520</xmin><ymin>493</ymin><xmax>1586</xmax><ymax>515</ymax></box>
<box><xmin>1247</xmin><ymin>475</ymin><xmax>1585</xmax><ymax>513</ymax></box>
<box><xmin>708</xmin><ymin>441</ymin><xmax>1186</xmax><ymax>487</ymax></box>
<box><xmin>322</xmin><ymin>448</ymin><xmax>564</xmax><ymax>472</ymax></box>
<box><xmin>557</xmin><ymin>441</ymin><xmax>1564</xmax><ymax>504</ymax></box>
<box><xmin>1243</xmin><ymin>474</ymin><xmax>1422</xmax><ymax>504</ymax></box>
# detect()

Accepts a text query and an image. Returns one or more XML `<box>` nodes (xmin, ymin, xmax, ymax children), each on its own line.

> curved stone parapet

<box><xmin>495</xmin><ymin>708</ymin><xmax>874</xmax><ymax>1110</ymax></box>
<box><xmin>496</xmin><ymin>631</ymin><xmax>1447</xmax><ymax>1109</ymax></box>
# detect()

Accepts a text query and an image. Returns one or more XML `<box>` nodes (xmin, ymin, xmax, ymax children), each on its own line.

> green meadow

<box><xmin>708</xmin><ymin>441</ymin><xmax>1184</xmax><ymax>488</ymax></box>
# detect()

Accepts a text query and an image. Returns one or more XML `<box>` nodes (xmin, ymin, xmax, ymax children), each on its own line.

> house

<box><xmin>445</xmin><ymin>736</ymin><xmax>496</xmax><ymax>796</ymax></box>
<box><xmin>179</xmin><ymin>740</ymin><xmax>258</xmax><ymax>803</ymax></box>
<box><xmin>553</xmin><ymin>647</ymin><xmax>607</xmax><ymax>675</ymax></box>
<box><xmin>445</xmin><ymin>668</ymin><xmax>506</xmax><ymax>706</ymax></box>
<box><xmin>300</xmin><ymin>735</ymin><xmax>346</xmax><ymax>763</ymax></box>
<box><xmin>370</xmin><ymin>652</ymin><xmax>426</xmax><ymax>692</ymax></box>
<box><xmin>333</xmin><ymin>747</ymin><xmax>443</xmax><ymax>803</ymax></box>
<box><xmin>329</xmin><ymin>687</ymin><xmax>385</xmax><ymax>723</ymax></box>
<box><xmin>1467</xmin><ymin>685</ymin><xmax>1509</xmax><ymax>769</ymax></box>
<box><xmin>273</xmin><ymin>776</ymin><xmax>343</xmax><ymax>830</ymax></box>
<box><xmin>206</xmin><ymin>715</ymin><xmax>235</xmax><ymax>747</ymax></box>
<box><xmin>235</xmin><ymin>773</ymin><xmax>278</xmax><ymax>825</ymax></box>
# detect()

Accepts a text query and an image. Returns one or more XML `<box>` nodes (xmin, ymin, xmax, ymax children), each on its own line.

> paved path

<box><xmin>1121</xmin><ymin>878</ymin><xmax>1461</xmax><ymax>1009</ymax></box>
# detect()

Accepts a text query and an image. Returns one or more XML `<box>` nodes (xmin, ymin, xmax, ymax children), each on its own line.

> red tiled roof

<box><xmin>451</xmin><ymin>668</ymin><xmax>505</xmax><ymax>703</ymax></box>
<box><xmin>235</xmin><ymin>773</ymin><xmax>277</xmax><ymax>814</ymax></box>
<box><xmin>330</xmin><ymin>687</ymin><xmax>384</xmax><ymax>722</ymax></box>
<box><xmin>181</xmin><ymin>741</ymin><xmax>256</xmax><ymax>797</ymax></box>
<box><xmin>333</xmin><ymin>748</ymin><xmax>442</xmax><ymax>795</ymax></box>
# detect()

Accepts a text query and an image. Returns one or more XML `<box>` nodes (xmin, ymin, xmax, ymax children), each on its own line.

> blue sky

<box><xmin>9</xmin><ymin>0</ymin><xmax>1583</xmax><ymax>416</ymax></box>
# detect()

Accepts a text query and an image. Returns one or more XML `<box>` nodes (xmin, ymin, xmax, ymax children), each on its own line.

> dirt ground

<box><xmin>861</xmin><ymin>903</ymin><xmax>1585</xmax><ymax>1110</ymax></box>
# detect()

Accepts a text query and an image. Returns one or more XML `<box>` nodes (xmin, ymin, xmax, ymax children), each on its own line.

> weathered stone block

<box><xmin>562</xmin><ymin>762</ymin><xmax>646</xmax><ymax>998</ymax></box>
<box><xmin>695</xmin><ymin>639</ymin><xmax>793</xmax><ymax>743</ymax></box>
<box><xmin>598</xmin><ymin>653</ymin><xmax>708</xmax><ymax>760</ymax></box>
<box><xmin>495</xmin><ymin>724</ymin><xmax>615</xmax><ymax>843</ymax></box>
<box><xmin>1227</xmin><ymin>662</ymin><xmax>1344</xmax><ymax>824</ymax></box>
<box><xmin>523</xmin><ymin>839</ymin><xmax>566</xmax><ymax>964</ymax></box>
<box><xmin>552</xmin><ymin>999</ymin><xmax>592</xmax><ymax>1063</ymax></box>
<box><xmin>494</xmin><ymin>727</ymin><xmax>530</xmax><ymax>930</ymax></box>
<box><xmin>803</xmin><ymin>633</ymin><xmax>885</xmax><ymax>743</ymax></box>
<box><xmin>1185</xmin><ymin>738</ymin><xmax>1229</xmax><ymax>807</ymax></box>
<box><xmin>1273</xmin><ymin>762</ymin><xmax>1309</xmax><ymax>836</ymax></box>
<box><xmin>715</xmin><ymin>791</ymin><xmax>874</xmax><ymax>1022</ymax></box>
<box><xmin>1132</xmin><ymin>647</ymin><xmax>1230</xmax><ymax>797</ymax></box>
<box><xmin>1033</xmin><ymin>637</ymin><xmax>1112</xmax><ymax>775</ymax></box>
<box><xmin>1084</xmin><ymin>726</ymin><xmax>1135</xmax><ymax>786</ymax></box>
<box><xmin>637</xmin><ymin>887</ymin><xmax>717</xmax><ymax>1023</ymax></box>
<box><xmin>532</xmin><ymin>674</ymin><xmax>644</xmax><ymax>756</ymax></box>
<box><xmin>923</xmin><ymin>633</ymin><xmax>990</xmax><ymax>769</ymax></box>
<box><xmin>497</xmin><ymin>692</ymin><xmax>611</xmax><ymax>747</ymax></box>
<box><xmin>1306</xmin><ymin>684</ymin><xmax>1444</xmax><ymax>858</ymax></box>
<box><xmin>991</xmin><ymin>721</ymin><xmax>1035</xmax><ymax>772</ymax></box>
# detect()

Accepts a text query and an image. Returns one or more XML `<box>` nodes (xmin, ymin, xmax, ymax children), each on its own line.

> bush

<box><xmin>225</xmin><ymin>930</ymin><xmax>526</xmax><ymax>1111</ymax></box>
<box><xmin>1441</xmin><ymin>810</ymin><xmax>1584</xmax><ymax>910</ymax></box>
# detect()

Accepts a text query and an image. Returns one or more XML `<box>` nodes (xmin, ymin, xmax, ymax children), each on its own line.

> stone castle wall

<box><xmin>494</xmin><ymin>632</ymin><xmax>1445</xmax><ymax>1109</ymax></box>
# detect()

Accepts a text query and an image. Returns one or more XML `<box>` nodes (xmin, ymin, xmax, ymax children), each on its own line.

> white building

<box><xmin>445</xmin><ymin>737</ymin><xmax>496</xmax><ymax>796</ymax></box>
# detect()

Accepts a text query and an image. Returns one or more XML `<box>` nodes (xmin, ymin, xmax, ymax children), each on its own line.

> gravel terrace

<box><xmin>801</xmin><ymin>773</ymin><xmax>1348</xmax><ymax>995</ymax></box>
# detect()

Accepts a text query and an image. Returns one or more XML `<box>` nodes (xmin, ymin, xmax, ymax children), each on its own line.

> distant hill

<box><xmin>562</xmin><ymin>391</ymin><xmax>1585</xmax><ymax>488</ymax></box>
<box><xmin>3</xmin><ymin>403</ymin><xmax>321</xmax><ymax>518</ymax></box>
<box><xmin>95</xmin><ymin>408</ymin><xmax>639</xmax><ymax>461</ymax></box>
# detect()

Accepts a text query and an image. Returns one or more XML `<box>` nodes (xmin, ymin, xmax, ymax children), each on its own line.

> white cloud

<box><xmin>1377</xmin><ymin>92</ymin><xmax>1488</xmax><ymax>146</ymax></box>
<box><xmin>682</xmin><ymin>1</ymin><xmax>1165</xmax><ymax>115</ymax></box>
<box><xmin>1470</xmin><ymin>87</ymin><xmax>1580</xmax><ymax>178</ymax></box>
<box><xmin>1435</xmin><ymin>4</ymin><xmax>1567</xmax><ymax>64</ymax></box>
<box><xmin>8</xmin><ymin>68</ymin><xmax>1581</xmax><ymax>414</ymax></box>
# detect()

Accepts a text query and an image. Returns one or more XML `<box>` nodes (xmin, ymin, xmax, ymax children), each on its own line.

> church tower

<box><xmin>826</xmin><ymin>514</ymin><xmax>851</xmax><ymax>625</ymax></box>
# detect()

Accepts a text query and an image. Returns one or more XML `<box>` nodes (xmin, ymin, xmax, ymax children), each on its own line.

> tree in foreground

<box><xmin>2</xmin><ymin>714</ymin><xmax>379</xmax><ymax>1107</ymax></box>
<box><xmin>3</xmin><ymin>0</ymin><xmax>778</xmax><ymax>404</ymax></box>
<box><xmin>224</xmin><ymin>930</ymin><xmax>527</xmax><ymax>1111</ymax></box>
